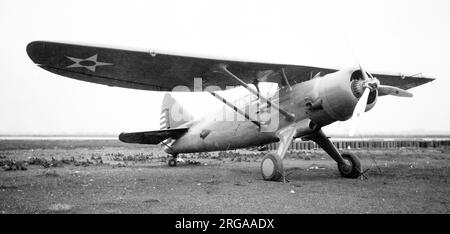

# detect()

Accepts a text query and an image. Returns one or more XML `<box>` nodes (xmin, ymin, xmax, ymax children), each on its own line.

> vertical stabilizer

<box><xmin>160</xmin><ymin>93</ymin><xmax>194</xmax><ymax>130</ymax></box>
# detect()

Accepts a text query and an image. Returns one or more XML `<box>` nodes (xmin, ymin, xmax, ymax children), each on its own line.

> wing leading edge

<box><xmin>27</xmin><ymin>41</ymin><xmax>434</xmax><ymax>92</ymax></box>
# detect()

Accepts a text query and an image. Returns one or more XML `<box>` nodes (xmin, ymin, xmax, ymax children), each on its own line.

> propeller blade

<box><xmin>378</xmin><ymin>85</ymin><xmax>413</xmax><ymax>97</ymax></box>
<box><xmin>358</xmin><ymin>64</ymin><xmax>371</xmax><ymax>81</ymax></box>
<box><xmin>349</xmin><ymin>88</ymin><xmax>371</xmax><ymax>136</ymax></box>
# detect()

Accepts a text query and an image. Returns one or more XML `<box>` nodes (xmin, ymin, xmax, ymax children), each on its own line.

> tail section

<box><xmin>160</xmin><ymin>93</ymin><xmax>194</xmax><ymax>130</ymax></box>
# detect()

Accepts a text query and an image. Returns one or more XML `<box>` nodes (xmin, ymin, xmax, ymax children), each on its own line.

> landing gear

<box><xmin>337</xmin><ymin>152</ymin><xmax>361</xmax><ymax>178</ymax></box>
<box><xmin>261</xmin><ymin>153</ymin><xmax>283</xmax><ymax>181</ymax></box>
<box><xmin>167</xmin><ymin>154</ymin><xmax>177</xmax><ymax>167</ymax></box>
<box><xmin>168</xmin><ymin>158</ymin><xmax>177</xmax><ymax>167</ymax></box>
<box><xmin>306</xmin><ymin>129</ymin><xmax>362</xmax><ymax>179</ymax></box>
<box><xmin>260</xmin><ymin>125</ymin><xmax>297</xmax><ymax>182</ymax></box>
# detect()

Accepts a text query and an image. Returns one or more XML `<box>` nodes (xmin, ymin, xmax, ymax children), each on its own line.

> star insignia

<box><xmin>66</xmin><ymin>54</ymin><xmax>112</xmax><ymax>72</ymax></box>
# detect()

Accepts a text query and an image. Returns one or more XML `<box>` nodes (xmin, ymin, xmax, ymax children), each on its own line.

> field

<box><xmin>0</xmin><ymin>139</ymin><xmax>449</xmax><ymax>214</ymax></box>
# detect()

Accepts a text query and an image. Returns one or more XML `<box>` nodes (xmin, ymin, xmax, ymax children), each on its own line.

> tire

<box><xmin>168</xmin><ymin>158</ymin><xmax>177</xmax><ymax>167</ymax></box>
<box><xmin>338</xmin><ymin>152</ymin><xmax>361</xmax><ymax>178</ymax></box>
<box><xmin>260</xmin><ymin>153</ymin><xmax>283</xmax><ymax>181</ymax></box>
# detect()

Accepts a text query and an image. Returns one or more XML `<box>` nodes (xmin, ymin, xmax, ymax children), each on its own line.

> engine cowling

<box><xmin>315</xmin><ymin>68</ymin><xmax>377</xmax><ymax>122</ymax></box>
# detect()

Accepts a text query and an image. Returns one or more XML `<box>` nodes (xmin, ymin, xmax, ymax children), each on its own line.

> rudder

<box><xmin>160</xmin><ymin>93</ymin><xmax>194</xmax><ymax>130</ymax></box>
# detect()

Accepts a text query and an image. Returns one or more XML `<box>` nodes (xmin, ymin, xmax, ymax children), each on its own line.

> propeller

<box><xmin>349</xmin><ymin>87</ymin><xmax>371</xmax><ymax>136</ymax></box>
<box><xmin>348</xmin><ymin>64</ymin><xmax>413</xmax><ymax>136</ymax></box>
<box><xmin>378</xmin><ymin>85</ymin><xmax>413</xmax><ymax>97</ymax></box>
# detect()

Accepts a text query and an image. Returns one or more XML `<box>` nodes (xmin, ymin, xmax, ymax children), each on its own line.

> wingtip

<box><xmin>420</xmin><ymin>76</ymin><xmax>436</xmax><ymax>86</ymax></box>
<box><xmin>118</xmin><ymin>132</ymin><xmax>127</xmax><ymax>142</ymax></box>
<box><xmin>26</xmin><ymin>41</ymin><xmax>44</xmax><ymax>64</ymax></box>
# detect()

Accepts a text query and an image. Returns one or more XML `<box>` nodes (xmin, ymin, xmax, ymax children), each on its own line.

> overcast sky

<box><xmin>0</xmin><ymin>0</ymin><xmax>449</xmax><ymax>135</ymax></box>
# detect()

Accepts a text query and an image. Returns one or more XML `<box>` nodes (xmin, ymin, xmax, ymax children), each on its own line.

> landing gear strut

<box><xmin>306</xmin><ymin>129</ymin><xmax>361</xmax><ymax>179</ymax></box>
<box><xmin>260</xmin><ymin>125</ymin><xmax>297</xmax><ymax>182</ymax></box>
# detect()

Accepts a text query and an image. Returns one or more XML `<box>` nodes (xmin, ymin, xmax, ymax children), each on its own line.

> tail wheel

<box><xmin>261</xmin><ymin>153</ymin><xmax>283</xmax><ymax>181</ymax></box>
<box><xmin>338</xmin><ymin>152</ymin><xmax>361</xmax><ymax>178</ymax></box>
<box><xmin>168</xmin><ymin>157</ymin><xmax>177</xmax><ymax>167</ymax></box>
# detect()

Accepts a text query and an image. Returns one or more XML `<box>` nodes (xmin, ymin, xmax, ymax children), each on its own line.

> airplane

<box><xmin>26</xmin><ymin>41</ymin><xmax>434</xmax><ymax>181</ymax></box>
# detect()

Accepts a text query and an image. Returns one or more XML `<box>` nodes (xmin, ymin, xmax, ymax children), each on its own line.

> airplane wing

<box><xmin>372</xmin><ymin>72</ymin><xmax>433</xmax><ymax>95</ymax></box>
<box><xmin>27</xmin><ymin>41</ymin><xmax>434</xmax><ymax>92</ymax></box>
<box><xmin>119</xmin><ymin>128</ymin><xmax>188</xmax><ymax>144</ymax></box>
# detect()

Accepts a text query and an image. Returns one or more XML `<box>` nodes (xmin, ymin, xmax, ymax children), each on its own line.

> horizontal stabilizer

<box><xmin>119</xmin><ymin>128</ymin><xmax>188</xmax><ymax>145</ymax></box>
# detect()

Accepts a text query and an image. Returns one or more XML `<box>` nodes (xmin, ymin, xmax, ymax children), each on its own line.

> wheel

<box><xmin>168</xmin><ymin>157</ymin><xmax>177</xmax><ymax>167</ymax></box>
<box><xmin>260</xmin><ymin>153</ymin><xmax>283</xmax><ymax>181</ymax></box>
<box><xmin>338</xmin><ymin>152</ymin><xmax>361</xmax><ymax>178</ymax></box>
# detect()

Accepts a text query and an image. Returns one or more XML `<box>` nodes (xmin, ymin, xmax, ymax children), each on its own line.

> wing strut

<box><xmin>209</xmin><ymin>91</ymin><xmax>261</xmax><ymax>128</ymax></box>
<box><xmin>280</xmin><ymin>68</ymin><xmax>292</xmax><ymax>90</ymax></box>
<box><xmin>213</xmin><ymin>63</ymin><xmax>295</xmax><ymax>121</ymax></box>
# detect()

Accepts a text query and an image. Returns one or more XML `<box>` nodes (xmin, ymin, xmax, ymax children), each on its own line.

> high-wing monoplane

<box><xmin>27</xmin><ymin>41</ymin><xmax>434</xmax><ymax>181</ymax></box>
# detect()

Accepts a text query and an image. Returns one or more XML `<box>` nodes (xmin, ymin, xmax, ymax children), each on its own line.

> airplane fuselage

<box><xmin>167</xmin><ymin>68</ymin><xmax>370</xmax><ymax>154</ymax></box>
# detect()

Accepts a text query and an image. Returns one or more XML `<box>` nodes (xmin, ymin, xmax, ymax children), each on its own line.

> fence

<box><xmin>267</xmin><ymin>139</ymin><xmax>450</xmax><ymax>151</ymax></box>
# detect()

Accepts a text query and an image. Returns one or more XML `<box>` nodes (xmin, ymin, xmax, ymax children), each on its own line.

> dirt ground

<box><xmin>0</xmin><ymin>140</ymin><xmax>449</xmax><ymax>214</ymax></box>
